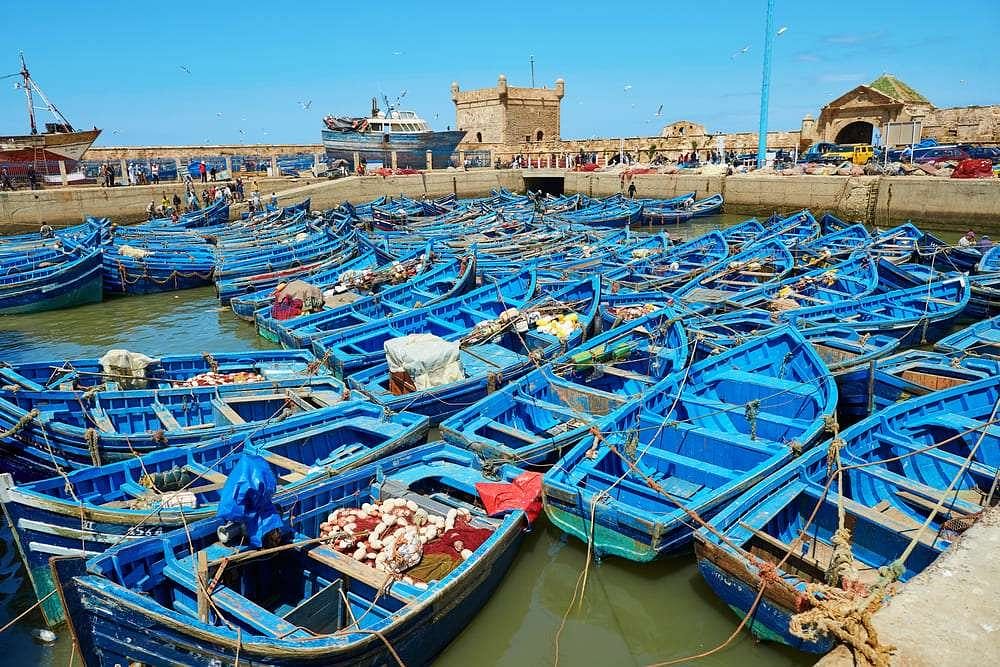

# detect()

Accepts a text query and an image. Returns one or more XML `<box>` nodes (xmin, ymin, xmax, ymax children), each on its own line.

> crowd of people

<box><xmin>140</xmin><ymin>174</ymin><xmax>282</xmax><ymax>223</ymax></box>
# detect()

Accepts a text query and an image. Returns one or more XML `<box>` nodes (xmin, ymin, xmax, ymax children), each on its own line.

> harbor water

<box><xmin>0</xmin><ymin>214</ymin><xmax>964</xmax><ymax>665</ymax></box>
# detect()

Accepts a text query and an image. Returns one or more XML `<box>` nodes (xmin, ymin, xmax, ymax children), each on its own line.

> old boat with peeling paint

<box><xmin>53</xmin><ymin>442</ymin><xmax>531</xmax><ymax>665</ymax></box>
<box><xmin>0</xmin><ymin>401</ymin><xmax>428</xmax><ymax>626</ymax></box>
<box><xmin>542</xmin><ymin>325</ymin><xmax>837</xmax><ymax>561</ymax></box>
<box><xmin>440</xmin><ymin>306</ymin><xmax>688</xmax><ymax>465</ymax></box>
<box><xmin>693</xmin><ymin>375</ymin><xmax>1000</xmax><ymax>652</ymax></box>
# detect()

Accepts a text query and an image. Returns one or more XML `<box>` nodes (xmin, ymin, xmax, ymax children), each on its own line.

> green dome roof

<box><xmin>869</xmin><ymin>75</ymin><xmax>930</xmax><ymax>104</ymax></box>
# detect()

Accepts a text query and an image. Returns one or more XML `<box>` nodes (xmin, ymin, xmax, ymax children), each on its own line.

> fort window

<box><xmin>536</xmin><ymin>130</ymin><xmax>544</xmax><ymax>141</ymax></box>
<box><xmin>476</xmin><ymin>132</ymin><xmax>483</xmax><ymax>143</ymax></box>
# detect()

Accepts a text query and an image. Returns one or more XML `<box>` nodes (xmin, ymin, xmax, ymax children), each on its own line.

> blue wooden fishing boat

<box><xmin>780</xmin><ymin>275</ymin><xmax>969</xmax><ymax>347</ymax></box>
<box><xmin>608</xmin><ymin>229</ymin><xmax>730</xmax><ymax>292</ymax></box>
<box><xmin>311</xmin><ymin>269</ymin><xmax>538</xmax><ymax>376</ymax></box>
<box><xmin>936</xmin><ymin>313</ymin><xmax>1000</xmax><ymax>358</ymax></box>
<box><xmin>637</xmin><ymin>193</ymin><xmax>723</xmax><ymax>225</ymax></box>
<box><xmin>228</xmin><ymin>248</ymin><xmax>376</xmax><ymax>320</ymax></box>
<box><xmin>693</xmin><ymin>276</ymin><xmax>969</xmax><ymax>350</ymax></box>
<box><xmin>0</xmin><ymin>401</ymin><xmax>429</xmax><ymax>626</ymax></box>
<box><xmin>687</xmin><ymin>308</ymin><xmax>900</xmax><ymax>372</ymax></box>
<box><xmin>720</xmin><ymin>218</ymin><xmax>766</xmax><ymax>251</ymax></box>
<box><xmin>817</xmin><ymin>211</ymin><xmax>852</xmax><ymax>235</ymax></box>
<box><xmin>441</xmin><ymin>307</ymin><xmax>688</xmax><ymax>465</ymax></box>
<box><xmin>978</xmin><ymin>243</ymin><xmax>1000</xmax><ymax>273</ymax></box>
<box><xmin>795</xmin><ymin>223</ymin><xmax>872</xmax><ymax>265</ymax></box>
<box><xmin>0</xmin><ymin>349</ymin><xmax>327</xmax><ymax>392</ymax></box>
<box><xmin>869</xmin><ymin>223</ymin><xmax>922</xmax><ymax>265</ymax></box>
<box><xmin>560</xmin><ymin>199</ymin><xmax>644</xmax><ymax>228</ymax></box>
<box><xmin>635</xmin><ymin>192</ymin><xmax>695</xmax><ymax>224</ymax></box>
<box><xmin>968</xmin><ymin>272</ymin><xmax>1000</xmax><ymax>318</ymax></box>
<box><xmin>915</xmin><ymin>231</ymin><xmax>982</xmax><ymax>273</ymax></box>
<box><xmin>674</xmin><ymin>239</ymin><xmax>795</xmax><ymax>306</ymax></box>
<box><xmin>260</xmin><ymin>256</ymin><xmax>477</xmax><ymax>348</ymax></box>
<box><xmin>0</xmin><ymin>232</ymin><xmax>103</xmax><ymax>314</ymax></box>
<box><xmin>874</xmin><ymin>259</ymin><xmax>943</xmax><ymax>292</ymax></box>
<box><xmin>721</xmin><ymin>253</ymin><xmax>879</xmax><ymax>312</ymax></box>
<box><xmin>542</xmin><ymin>325</ymin><xmax>837</xmax><ymax>561</ymax></box>
<box><xmin>835</xmin><ymin>350</ymin><xmax>1000</xmax><ymax>423</ymax></box>
<box><xmin>694</xmin><ymin>375</ymin><xmax>999</xmax><ymax>653</ymax></box>
<box><xmin>757</xmin><ymin>210</ymin><xmax>820</xmax><ymax>249</ymax></box>
<box><xmin>102</xmin><ymin>241</ymin><xmax>216</xmax><ymax>295</ymax></box>
<box><xmin>52</xmin><ymin>441</ymin><xmax>535</xmax><ymax>665</ymax></box>
<box><xmin>214</xmin><ymin>224</ymin><xmax>352</xmax><ymax>285</ymax></box>
<box><xmin>346</xmin><ymin>277</ymin><xmax>601</xmax><ymax>424</ymax></box>
<box><xmin>0</xmin><ymin>377</ymin><xmax>350</xmax><ymax>474</ymax></box>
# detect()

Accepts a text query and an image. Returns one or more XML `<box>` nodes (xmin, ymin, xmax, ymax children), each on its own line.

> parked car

<box><xmin>820</xmin><ymin>143</ymin><xmax>877</xmax><ymax>165</ymax></box>
<box><xmin>799</xmin><ymin>142</ymin><xmax>838</xmax><ymax>163</ymax></box>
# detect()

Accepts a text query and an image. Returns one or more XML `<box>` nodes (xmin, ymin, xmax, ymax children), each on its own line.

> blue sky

<box><xmin>2</xmin><ymin>1</ymin><xmax>997</xmax><ymax>146</ymax></box>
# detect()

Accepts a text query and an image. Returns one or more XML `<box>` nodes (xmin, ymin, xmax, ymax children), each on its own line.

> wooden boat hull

<box><xmin>0</xmin><ymin>403</ymin><xmax>429</xmax><ymax>626</ymax></box>
<box><xmin>0</xmin><ymin>250</ymin><xmax>103</xmax><ymax>314</ymax></box>
<box><xmin>322</xmin><ymin>128</ymin><xmax>467</xmax><ymax>170</ymax></box>
<box><xmin>53</xmin><ymin>443</ymin><xmax>529</xmax><ymax>665</ymax></box>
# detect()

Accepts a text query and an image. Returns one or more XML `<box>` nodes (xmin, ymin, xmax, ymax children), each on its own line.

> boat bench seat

<box><xmin>162</xmin><ymin>559</ymin><xmax>311</xmax><ymax>638</ymax></box>
<box><xmin>700</xmin><ymin>370</ymin><xmax>815</xmax><ymax>398</ymax></box>
<box><xmin>513</xmin><ymin>394</ymin><xmax>596</xmax><ymax>420</ymax></box>
<box><xmin>681</xmin><ymin>397</ymin><xmax>810</xmax><ymax>439</ymax></box>
<box><xmin>638</xmin><ymin>448</ymin><xmax>736</xmax><ymax>485</ymax></box>
<box><xmin>872</xmin><ymin>431</ymin><xmax>996</xmax><ymax>478</ymax></box>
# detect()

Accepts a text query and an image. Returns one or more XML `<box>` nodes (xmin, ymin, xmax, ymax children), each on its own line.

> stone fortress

<box><xmin>452</xmin><ymin>74</ymin><xmax>1000</xmax><ymax>160</ymax></box>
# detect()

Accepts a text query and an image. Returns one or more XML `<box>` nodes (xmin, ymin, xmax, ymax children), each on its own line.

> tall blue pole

<box><xmin>756</xmin><ymin>0</ymin><xmax>776</xmax><ymax>169</ymax></box>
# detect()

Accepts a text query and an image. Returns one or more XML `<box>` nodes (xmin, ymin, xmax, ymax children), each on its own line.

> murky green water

<box><xmin>2</xmin><ymin>214</ymin><xmax>817</xmax><ymax>665</ymax></box>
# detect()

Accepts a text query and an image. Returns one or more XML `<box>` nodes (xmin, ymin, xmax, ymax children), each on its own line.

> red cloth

<box><xmin>952</xmin><ymin>159</ymin><xmax>994</xmax><ymax>179</ymax></box>
<box><xmin>475</xmin><ymin>471</ymin><xmax>543</xmax><ymax>524</ymax></box>
<box><xmin>422</xmin><ymin>517</ymin><xmax>494</xmax><ymax>556</ymax></box>
<box><xmin>271</xmin><ymin>297</ymin><xmax>303</xmax><ymax>320</ymax></box>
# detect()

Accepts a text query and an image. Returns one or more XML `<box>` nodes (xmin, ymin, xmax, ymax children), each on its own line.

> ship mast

<box><xmin>14</xmin><ymin>53</ymin><xmax>76</xmax><ymax>134</ymax></box>
<box><xmin>19</xmin><ymin>53</ymin><xmax>37</xmax><ymax>135</ymax></box>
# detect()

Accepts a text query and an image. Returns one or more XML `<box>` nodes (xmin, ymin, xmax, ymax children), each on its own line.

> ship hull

<box><xmin>0</xmin><ymin>128</ymin><xmax>101</xmax><ymax>164</ymax></box>
<box><xmin>322</xmin><ymin>129</ymin><xmax>466</xmax><ymax>170</ymax></box>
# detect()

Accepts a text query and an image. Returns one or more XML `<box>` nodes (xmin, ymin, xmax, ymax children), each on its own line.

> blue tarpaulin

<box><xmin>216</xmin><ymin>450</ymin><xmax>290</xmax><ymax>548</ymax></box>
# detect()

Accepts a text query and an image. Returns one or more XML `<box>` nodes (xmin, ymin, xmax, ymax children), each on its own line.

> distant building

<box><xmin>657</xmin><ymin>74</ymin><xmax>1000</xmax><ymax>152</ymax></box>
<box><xmin>451</xmin><ymin>75</ymin><xmax>564</xmax><ymax>146</ymax></box>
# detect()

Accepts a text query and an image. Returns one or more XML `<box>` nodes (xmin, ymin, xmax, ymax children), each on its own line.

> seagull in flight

<box><xmin>299</xmin><ymin>100</ymin><xmax>312</xmax><ymax>111</ymax></box>
<box><xmin>216</xmin><ymin>112</ymin><xmax>223</xmax><ymax>118</ymax></box>
<box><xmin>655</xmin><ymin>104</ymin><xmax>663</xmax><ymax>117</ymax></box>
<box><xmin>179</xmin><ymin>65</ymin><xmax>191</xmax><ymax>75</ymax></box>
<box><xmin>623</xmin><ymin>84</ymin><xmax>632</xmax><ymax>92</ymax></box>
<box><xmin>392</xmin><ymin>51</ymin><xmax>404</xmax><ymax>56</ymax></box>
<box><xmin>731</xmin><ymin>45</ymin><xmax>751</xmax><ymax>59</ymax></box>
<box><xmin>776</xmin><ymin>26</ymin><xmax>788</xmax><ymax>36</ymax></box>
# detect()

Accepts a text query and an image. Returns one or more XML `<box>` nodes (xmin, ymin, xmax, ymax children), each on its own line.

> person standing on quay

<box><xmin>628</xmin><ymin>181</ymin><xmax>637</xmax><ymax>199</ymax></box>
<box><xmin>199</xmin><ymin>160</ymin><xmax>207</xmax><ymax>183</ymax></box>
<box><xmin>151</xmin><ymin>162</ymin><xmax>160</xmax><ymax>184</ymax></box>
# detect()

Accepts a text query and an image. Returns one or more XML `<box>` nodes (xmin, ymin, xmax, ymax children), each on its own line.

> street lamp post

<box><xmin>756</xmin><ymin>0</ymin><xmax>776</xmax><ymax>169</ymax></box>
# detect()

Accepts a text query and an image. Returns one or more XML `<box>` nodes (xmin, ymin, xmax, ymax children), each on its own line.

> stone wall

<box><xmin>7</xmin><ymin>169</ymin><xmax>999</xmax><ymax>232</ymax></box>
<box><xmin>85</xmin><ymin>144</ymin><xmax>323</xmax><ymax>161</ymax></box>
<box><xmin>921</xmin><ymin>105</ymin><xmax>1000</xmax><ymax>144</ymax></box>
<box><xmin>452</xmin><ymin>76</ymin><xmax>564</xmax><ymax>148</ymax></box>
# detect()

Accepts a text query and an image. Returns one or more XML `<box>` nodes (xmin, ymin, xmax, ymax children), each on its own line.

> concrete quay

<box><xmin>815</xmin><ymin>507</ymin><xmax>999</xmax><ymax>667</ymax></box>
<box><xmin>1</xmin><ymin>169</ymin><xmax>998</xmax><ymax>233</ymax></box>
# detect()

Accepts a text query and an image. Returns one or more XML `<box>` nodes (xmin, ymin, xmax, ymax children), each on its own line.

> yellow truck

<box><xmin>820</xmin><ymin>143</ymin><xmax>877</xmax><ymax>165</ymax></box>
